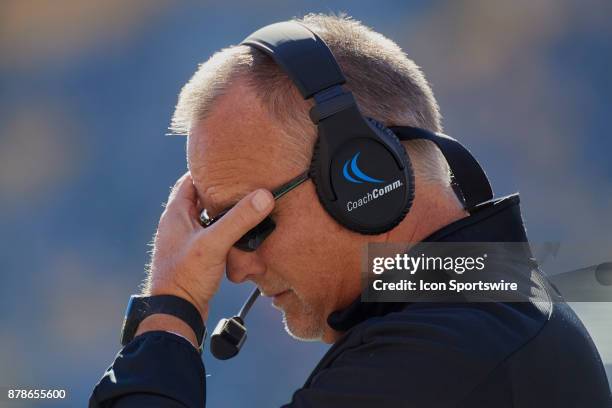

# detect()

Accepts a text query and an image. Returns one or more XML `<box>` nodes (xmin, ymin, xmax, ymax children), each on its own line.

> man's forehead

<box><xmin>185</xmin><ymin>78</ymin><xmax>305</xmax><ymax>212</ymax></box>
<box><xmin>188</xmin><ymin>144</ymin><xmax>274</xmax><ymax>212</ymax></box>
<box><xmin>187</xmin><ymin>125</ymin><xmax>288</xmax><ymax>213</ymax></box>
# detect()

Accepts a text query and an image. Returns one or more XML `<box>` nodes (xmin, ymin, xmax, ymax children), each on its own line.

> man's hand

<box><xmin>135</xmin><ymin>172</ymin><xmax>274</xmax><ymax>347</ymax></box>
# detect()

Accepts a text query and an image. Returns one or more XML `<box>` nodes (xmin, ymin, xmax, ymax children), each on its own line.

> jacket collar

<box><xmin>327</xmin><ymin>194</ymin><xmax>527</xmax><ymax>332</ymax></box>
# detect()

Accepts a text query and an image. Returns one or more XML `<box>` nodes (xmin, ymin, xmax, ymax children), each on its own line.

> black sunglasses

<box><xmin>199</xmin><ymin>171</ymin><xmax>310</xmax><ymax>251</ymax></box>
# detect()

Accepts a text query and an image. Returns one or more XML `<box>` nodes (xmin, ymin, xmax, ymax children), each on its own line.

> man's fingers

<box><xmin>203</xmin><ymin>189</ymin><xmax>274</xmax><ymax>252</ymax></box>
<box><xmin>166</xmin><ymin>172</ymin><xmax>198</xmax><ymax>215</ymax></box>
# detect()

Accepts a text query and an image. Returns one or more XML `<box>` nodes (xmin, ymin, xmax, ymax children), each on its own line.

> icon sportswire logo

<box><xmin>342</xmin><ymin>152</ymin><xmax>384</xmax><ymax>184</ymax></box>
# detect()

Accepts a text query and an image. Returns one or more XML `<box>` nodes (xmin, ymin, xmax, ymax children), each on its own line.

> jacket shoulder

<box><xmin>298</xmin><ymin>302</ymin><xmax>549</xmax><ymax>407</ymax></box>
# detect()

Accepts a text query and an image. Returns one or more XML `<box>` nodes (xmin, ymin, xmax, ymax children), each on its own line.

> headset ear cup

<box><xmin>307</xmin><ymin>123</ymin><xmax>335</xmax><ymax>220</ymax></box>
<box><xmin>309</xmin><ymin>136</ymin><xmax>345</xmax><ymax>228</ymax></box>
<box><xmin>366</xmin><ymin>118</ymin><xmax>411</xmax><ymax>167</ymax></box>
<box><xmin>366</xmin><ymin>118</ymin><xmax>415</xmax><ymax>229</ymax></box>
<box><xmin>309</xmin><ymin>119</ymin><xmax>415</xmax><ymax>234</ymax></box>
<box><xmin>309</xmin><ymin>135</ymin><xmax>340</xmax><ymax>221</ymax></box>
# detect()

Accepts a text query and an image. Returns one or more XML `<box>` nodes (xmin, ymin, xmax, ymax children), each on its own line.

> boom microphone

<box><xmin>210</xmin><ymin>287</ymin><xmax>260</xmax><ymax>360</ymax></box>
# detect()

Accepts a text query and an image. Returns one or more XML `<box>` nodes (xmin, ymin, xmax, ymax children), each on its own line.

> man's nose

<box><xmin>226</xmin><ymin>247</ymin><xmax>266</xmax><ymax>283</ymax></box>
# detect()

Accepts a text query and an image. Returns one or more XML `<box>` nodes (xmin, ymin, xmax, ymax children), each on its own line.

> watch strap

<box><xmin>121</xmin><ymin>295</ymin><xmax>206</xmax><ymax>350</ymax></box>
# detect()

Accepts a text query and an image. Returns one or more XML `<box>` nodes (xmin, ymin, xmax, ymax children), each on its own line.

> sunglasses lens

<box><xmin>234</xmin><ymin>217</ymin><xmax>276</xmax><ymax>251</ymax></box>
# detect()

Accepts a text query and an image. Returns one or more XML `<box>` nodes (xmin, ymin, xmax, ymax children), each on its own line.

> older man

<box><xmin>91</xmin><ymin>14</ymin><xmax>611</xmax><ymax>407</ymax></box>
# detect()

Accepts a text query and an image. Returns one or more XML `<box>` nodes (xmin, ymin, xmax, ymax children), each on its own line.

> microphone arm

<box><xmin>238</xmin><ymin>288</ymin><xmax>261</xmax><ymax>321</ymax></box>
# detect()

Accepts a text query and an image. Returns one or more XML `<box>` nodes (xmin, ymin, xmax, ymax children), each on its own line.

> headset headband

<box><xmin>243</xmin><ymin>22</ymin><xmax>345</xmax><ymax>98</ymax></box>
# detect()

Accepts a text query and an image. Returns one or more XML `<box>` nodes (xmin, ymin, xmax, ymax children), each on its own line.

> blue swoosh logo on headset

<box><xmin>342</xmin><ymin>152</ymin><xmax>384</xmax><ymax>184</ymax></box>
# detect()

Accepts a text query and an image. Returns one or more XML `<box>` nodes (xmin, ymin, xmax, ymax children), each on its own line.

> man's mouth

<box><xmin>271</xmin><ymin>289</ymin><xmax>290</xmax><ymax>298</ymax></box>
<box><xmin>266</xmin><ymin>289</ymin><xmax>291</xmax><ymax>306</ymax></box>
<box><xmin>259</xmin><ymin>287</ymin><xmax>288</xmax><ymax>297</ymax></box>
<box><xmin>258</xmin><ymin>285</ymin><xmax>293</xmax><ymax>307</ymax></box>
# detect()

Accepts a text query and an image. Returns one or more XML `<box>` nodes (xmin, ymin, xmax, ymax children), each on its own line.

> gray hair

<box><xmin>171</xmin><ymin>14</ymin><xmax>450</xmax><ymax>186</ymax></box>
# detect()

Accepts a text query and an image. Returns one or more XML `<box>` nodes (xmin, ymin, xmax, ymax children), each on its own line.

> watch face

<box><xmin>121</xmin><ymin>295</ymin><xmax>143</xmax><ymax>346</ymax></box>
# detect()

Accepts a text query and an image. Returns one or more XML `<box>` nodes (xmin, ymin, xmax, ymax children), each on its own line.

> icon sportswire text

<box><xmin>342</xmin><ymin>152</ymin><xmax>384</xmax><ymax>184</ymax></box>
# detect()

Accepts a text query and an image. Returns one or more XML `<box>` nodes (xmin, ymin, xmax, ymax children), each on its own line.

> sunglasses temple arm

<box><xmin>272</xmin><ymin>171</ymin><xmax>310</xmax><ymax>200</ymax></box>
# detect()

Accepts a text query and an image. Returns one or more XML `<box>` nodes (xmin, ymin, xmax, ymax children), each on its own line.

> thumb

<box><xmin>203</xmin><ymin>189</ymin><xmax>274</xmax><ymax>252</ymax></box>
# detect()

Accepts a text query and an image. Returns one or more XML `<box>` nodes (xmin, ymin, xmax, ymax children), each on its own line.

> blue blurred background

<box><xmin>1</xmin><ymin>0</ymin><xmax>611</xmax><ymax>406</ymax></box>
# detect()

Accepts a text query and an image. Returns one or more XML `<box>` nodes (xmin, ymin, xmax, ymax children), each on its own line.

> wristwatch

<box><xmin>120</xmin><ymin>294</ymin><xmax>207</xmax><ymax>352</ymax></box>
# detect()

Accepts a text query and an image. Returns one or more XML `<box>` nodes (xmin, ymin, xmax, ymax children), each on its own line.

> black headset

<box><xmin>209</xmin><ymin>21</ymin><xmax>494</xmax><ymax>360</ymax></box>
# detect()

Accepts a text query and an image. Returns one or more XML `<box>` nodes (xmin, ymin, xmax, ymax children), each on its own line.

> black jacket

<box><xmin>90</xmin><ymin>194</ymin><xmax>611</xmax><ymax>407</ymax></box>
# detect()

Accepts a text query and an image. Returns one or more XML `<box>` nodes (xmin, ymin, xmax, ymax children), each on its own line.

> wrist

<box><xmin>135</xmin><ymin>314</ymin><xmax>201</xmax><ymax>349</ymax></box>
